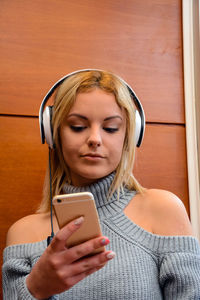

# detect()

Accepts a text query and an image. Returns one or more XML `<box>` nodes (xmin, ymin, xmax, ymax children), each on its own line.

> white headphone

<box><xmin>39</xmin><ymin>69</ymin><xmax>145</xmax><ymax>149</ymax></box>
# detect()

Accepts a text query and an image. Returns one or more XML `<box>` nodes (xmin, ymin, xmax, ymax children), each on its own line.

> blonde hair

<box><xmin>37</xmin><ymin>70</ymin><xmax>145</xmax><ymax>213</ymax></box>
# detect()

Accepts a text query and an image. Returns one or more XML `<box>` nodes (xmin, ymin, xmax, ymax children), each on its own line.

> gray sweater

<box><xmin>3</xmin><ymin>173</ymin><xmax>200</xmax><ymax>299</ymax></box>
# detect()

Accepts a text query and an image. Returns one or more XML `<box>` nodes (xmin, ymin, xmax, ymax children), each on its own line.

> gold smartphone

<box><xmin>53</xmin><ymin>192</ymin><xmax>105</xmax><ymax>254</ymax></box>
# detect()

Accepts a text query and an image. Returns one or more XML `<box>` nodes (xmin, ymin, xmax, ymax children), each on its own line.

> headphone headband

<box><xmin>39</xmin><ymin>69</ymin><xmax>145</xmax><ymax>147</ymax></box>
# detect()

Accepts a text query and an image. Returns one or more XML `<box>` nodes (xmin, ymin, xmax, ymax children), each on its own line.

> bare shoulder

<box><xmin>6</xmin><ymin>213</ymin><xmax>51</xmax><ymax>246</ymax></box>
<box><xmin>141</xmin><ymin>188</ymin><xmax>193</xmax><ymax>236</ymax></box>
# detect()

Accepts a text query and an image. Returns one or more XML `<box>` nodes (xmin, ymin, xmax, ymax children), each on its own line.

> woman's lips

<box><xmin>81</xmin><ymin>153</ymin><xmax>105</xmax><ymax>161</ymax></box>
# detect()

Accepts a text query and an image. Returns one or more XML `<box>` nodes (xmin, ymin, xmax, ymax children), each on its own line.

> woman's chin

<box><xmin>70</xmin><ymin>170</ymin><xmax>113</xmax><ymax>187</ymax></box>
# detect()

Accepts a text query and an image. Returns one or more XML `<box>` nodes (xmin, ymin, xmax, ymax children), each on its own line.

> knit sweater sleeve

<box><xmin>158</xmin><ymin>237</ymin><xmax>200</xmax><ymax>299</ymax></box>
<box><xmin>2</xmin><ymin>242</ymin><xmax>59</xmax><ymax>300</ymax></box>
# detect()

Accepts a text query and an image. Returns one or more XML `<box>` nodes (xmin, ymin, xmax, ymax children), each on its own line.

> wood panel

<box><xmin>134</xmin><ymin>123</ymin><xmax>189</xmax><ymax>212</ymax></box>
<box><xmin>0</xmin><ymin>117</ymin><xmax>188</xmax><ymax>285</ymax></box>
<box><xmin>0</xmin><ymin>0</ymin><xmax>184</xmax><ymax>123</ymax></box>
<box><xmin>0</xmin><ymin>117</ymin><xmax>47</xmax><ymax>267</ymax></box>
<box><xmin>0</xmin><ymin>116</ymin><xmax>47</xmax><ymax>298</ymax></box>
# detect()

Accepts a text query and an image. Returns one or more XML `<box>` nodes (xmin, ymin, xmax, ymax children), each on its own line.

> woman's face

<box><xmin>59</xmin><ymin>88</ymin><xmax>126</xmax><ymax>186</ymax></box>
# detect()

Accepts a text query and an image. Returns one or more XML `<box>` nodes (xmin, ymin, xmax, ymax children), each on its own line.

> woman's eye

<box><xmin>103</xmin><ymin>127</ymin><xmax>119</xmax><ymax>133</ymax></box>
<box><xmin>70</xmin><ymin>125</ymin><xmax>86</xmax><ymax>132</ymax></box>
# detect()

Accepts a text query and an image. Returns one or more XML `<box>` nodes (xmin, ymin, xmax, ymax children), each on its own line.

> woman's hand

<box><xmin>26</xmin><ymin>217</ymin><xmax>115</xmax><ymax>299</ymax></box>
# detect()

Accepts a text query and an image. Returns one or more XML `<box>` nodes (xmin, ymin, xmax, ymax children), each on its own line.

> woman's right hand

<box><xmin>26</xmin><ymin>216</ymin><xmax>115</xmax><ymax>299</ymax></box>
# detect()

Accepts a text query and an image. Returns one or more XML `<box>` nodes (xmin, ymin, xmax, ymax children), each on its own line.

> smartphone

<box><xmin>53</xmin><ymin>192</ymin><xmax>105</xmax><ymax>254</ymax></box>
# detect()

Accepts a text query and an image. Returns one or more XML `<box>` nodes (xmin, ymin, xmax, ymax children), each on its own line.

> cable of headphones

<box><xmin>47</xmin><ymin>147</ymin><xmax>54</xmax><ymax>246</ymax></box>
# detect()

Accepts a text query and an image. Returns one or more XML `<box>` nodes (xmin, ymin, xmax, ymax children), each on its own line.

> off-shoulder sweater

<box><xmin>2</xmin><ymin>173</ymin><xmax>200</xmax><ymax>299</ymax></box>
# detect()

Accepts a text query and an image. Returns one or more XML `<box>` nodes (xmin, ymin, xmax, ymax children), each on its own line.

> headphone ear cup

<box><xmin>135</xmin><ymin>110</ymin><xmax>142</xmax><ymax>147</ymax></box>
<box><xmin>43</xmin><ymin>106</ymin><xmax>54</xmax><ymax>149</ymax></box>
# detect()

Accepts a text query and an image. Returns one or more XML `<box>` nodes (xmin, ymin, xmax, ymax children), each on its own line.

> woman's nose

<box><xmin>87</xmin><ymin>127</ymin><xmax>102</xmax><ymax>147</ymax></box>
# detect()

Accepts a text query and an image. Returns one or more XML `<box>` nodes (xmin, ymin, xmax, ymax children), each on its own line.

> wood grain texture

<box><xmin>0</xmin><ymin>116</ymin><xmax>47</xmax><ymax>288</ymax></box>
<box><xmin>0</xmin><ymin>0</ymin><xmax>184</xmax><ymax>123</ymax></box>
<box><xmin>134</xmin><ymin>123</ymin><xmax>189</xmax><ymax>212</ymax></box>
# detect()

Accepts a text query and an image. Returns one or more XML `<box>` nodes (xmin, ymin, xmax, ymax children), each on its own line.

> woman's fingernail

<box><xmin>106</xmin><ymin>251</ymin><xmax>116</xmax><ymax>260</ymax></box>
<box><xmin>74</xmin><ymin>216</ymin><xmax>84</xmax><ymax>225</ymax></box>
<box><xmin>101</xmin><ymin>237</ymin><xmax>110</xmax><ymax>245</ymax></box>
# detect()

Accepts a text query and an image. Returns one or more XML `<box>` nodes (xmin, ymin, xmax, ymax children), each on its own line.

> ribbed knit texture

<box><xmin>2</xmin><ymin>173</ymin><xmax>200</xmax><ymax>299</ymax></box>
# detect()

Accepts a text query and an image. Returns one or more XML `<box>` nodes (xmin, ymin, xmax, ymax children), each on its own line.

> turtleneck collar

<box><xmin>62</xmin><ymin>172</ymin><xmax>136</xmax><ymax>219</ymax></box>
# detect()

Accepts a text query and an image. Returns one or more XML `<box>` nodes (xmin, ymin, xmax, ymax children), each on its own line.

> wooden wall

<box><xmin>0</xmin><ymin>0</ymin><xmax>187</xmax><ymax>297</ymax></box>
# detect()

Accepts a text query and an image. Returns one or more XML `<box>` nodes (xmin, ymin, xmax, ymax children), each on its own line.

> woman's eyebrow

<box><xmin>67</xmin><ymin>113</ymin><xmax>87</xmax><ymax>120</ymax></box>
<box><xmin>67</xmin><ymin>114</ymin><xmax>123</xmax><ymax>121</ymax></box>
<box><xmin>104</xmin><ymin>116</ymin><xmax>123</xmax><ymax>121</ymax></box>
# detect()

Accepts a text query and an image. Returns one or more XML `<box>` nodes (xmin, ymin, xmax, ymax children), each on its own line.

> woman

<box><xmin>3</xmin><ymin>70</ymin><xmax>200</xmax><ymax>299</ymax></box>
